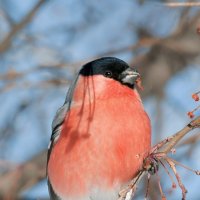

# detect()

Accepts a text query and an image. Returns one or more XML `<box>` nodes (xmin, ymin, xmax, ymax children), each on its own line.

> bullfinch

<box><xmin>47</xmin><ymin>57</ymin><xmax>151</xmax><ymax>200</ymax></box>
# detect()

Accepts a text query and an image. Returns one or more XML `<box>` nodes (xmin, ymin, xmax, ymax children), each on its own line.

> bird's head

<box><xmin>80</xmin><ymin>57</ymin><xmax>140</xmax><ymax>89</ymax></box>
<box><xmin>71</xmin><ymin>57</ymin><xmax>142</xmax><ymax>104</ymax></box>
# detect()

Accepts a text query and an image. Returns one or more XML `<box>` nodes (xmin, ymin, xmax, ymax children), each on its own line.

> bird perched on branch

<box><xmin>47</xmin><ymin>57</ymin><xmax>151</xmax><ymax>200</ymax></box>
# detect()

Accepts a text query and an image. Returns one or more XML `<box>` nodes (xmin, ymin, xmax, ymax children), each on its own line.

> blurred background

<box><xmin>0</xmin><ymin>0</ymin><xmax>200</xmax><ymax>199</ymax></box>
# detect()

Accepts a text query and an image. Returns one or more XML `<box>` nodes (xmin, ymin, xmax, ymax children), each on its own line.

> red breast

<box><xmin>48</xmin><ymin>75</ymin><xmax>151</xmax><ymax>199</ymax></box>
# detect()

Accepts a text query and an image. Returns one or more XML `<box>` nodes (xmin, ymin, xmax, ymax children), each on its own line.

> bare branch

<box><xmin>0</xmin><ymin>150</ymin><xmax>47</xmax><ymax>200</ymax></box>
<box><xmin>159</xmin><ymin>116</ymin><xmax>200</xmax><ymax>154</ymax></box>
<box><xmin>0</xmin><ymin>0</ymin><xmax>48</xmax><ymax>53</ymax></box>
<box><xmin>164</xmin><ymin>2</ymin><xmax>200</xmax><ymax>7</ymax></box>
<box><xmin>119</xmin><ymin>116</ymin><xmax>200</xmax><ymax>200</ymax></box>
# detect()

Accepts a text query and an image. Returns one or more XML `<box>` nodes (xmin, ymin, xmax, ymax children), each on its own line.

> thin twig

<box><xmin>0</xmin><ymin>0</ymin><xmax>48</xmax><ymax>53</ymax></box>
<box><xmin>159</xmin><ymin>160</ymin><xmax>176</xmax><ymax>189</ymax></box>
<box><xmin>144</xmin><ymin>173</ymin><xmax>151</xmax><ymax>200</ymax></box>
<box><xmin>164</xmin><ymin>2</ymin><xmax>200</xmax><ymax>7</ymax></box>
<box><xmin>165</xmin><ymin>158</ymin><xmax>187</xmax><ymax>200</ymax></box>
<box><xmin>0</xmin><ymin>150</ymin><xmax>47</xmax><ymax>199</ymax></box>
<box><xmin>155</xmin><ymin>170</ymin><xmax>166</xmax><ymax>200</ymax></box>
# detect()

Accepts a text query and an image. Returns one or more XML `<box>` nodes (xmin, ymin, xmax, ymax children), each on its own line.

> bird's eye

<box><xmin>104</xmin><ymin>71</ymin><xmax>112</xmax><ymax>78</ymax></box>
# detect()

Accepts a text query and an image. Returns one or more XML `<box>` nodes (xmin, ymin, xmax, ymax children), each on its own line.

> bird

<box><xmin>47</xmin><ymin>57</ymin><xmax>151</xmax><ymax>200</ymax></box>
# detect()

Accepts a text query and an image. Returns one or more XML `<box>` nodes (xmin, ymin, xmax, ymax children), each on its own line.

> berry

<box><xmin>187</xmin><ymin>111</ymin><xmax>194</xmax><ymax>119</ymax></box>
<box><xmin>192</xmin><ymin>93</ymin><xmax>199</xmax><ymax>101</ymax></box>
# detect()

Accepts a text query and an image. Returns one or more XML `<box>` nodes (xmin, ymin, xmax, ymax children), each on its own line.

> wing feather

<box><xmin>47</xmin><ymin>73</ymin><xmax>79</xmax><ymax>200</ymax></box>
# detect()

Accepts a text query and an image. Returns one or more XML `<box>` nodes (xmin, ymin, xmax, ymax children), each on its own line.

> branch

<box><xmin>0</xmin><ymin>6</ymin><xmax>15</xmax><ymax>26</ymax></box>
<box><xmin>0</xmin><ymin>150</ymin><xmax>47</xmax><ymax>200</ymax></box>
<box><xmin>0</xmin><ymin>0</ymin><xmax>48</xmax><ymax>53</ymax></box>
<box><xmin>119</xmin><ymin>116</ymin><xmax>200</xmax><ymax>200</ymax></box>
<box><xmin>158</xmin><ymin>116</ymin><xmax>200</xmax><ymax>154</ymax></box>
<box><xmin>164</xmin><ymin>2</ymin><xmax>200</xmax><ymax>7</ymax></box>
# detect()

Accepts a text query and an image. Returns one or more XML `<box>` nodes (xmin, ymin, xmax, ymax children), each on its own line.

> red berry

<box><xmin>172</xmin><ymin>183</ymin><xmax>177</xmax><ymax>189</ymax></box>
<box><xmin>192</xmin><ymin>93</ymin><xmax>199</xmax><ymax>101</ymax></box>
<box><xmin>187</xmin><ymin>111</ymin><xmax>194</xmax><ymax>118</ymax></box>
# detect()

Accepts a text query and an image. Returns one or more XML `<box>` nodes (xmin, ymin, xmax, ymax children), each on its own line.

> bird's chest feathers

<box><xmin>58</xmin><ymin>76</ymin><xmax>151</xmax><ymax>162</ymax></box>
<box><xmin>48</xmin><ymin>75</ymin><xmax>151</xmax><ymax>198</ymax></box>
<box><xmin>67</xmin><ymin>75</ymin><xmax>143</xmax><ymax>133</ymax></box>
